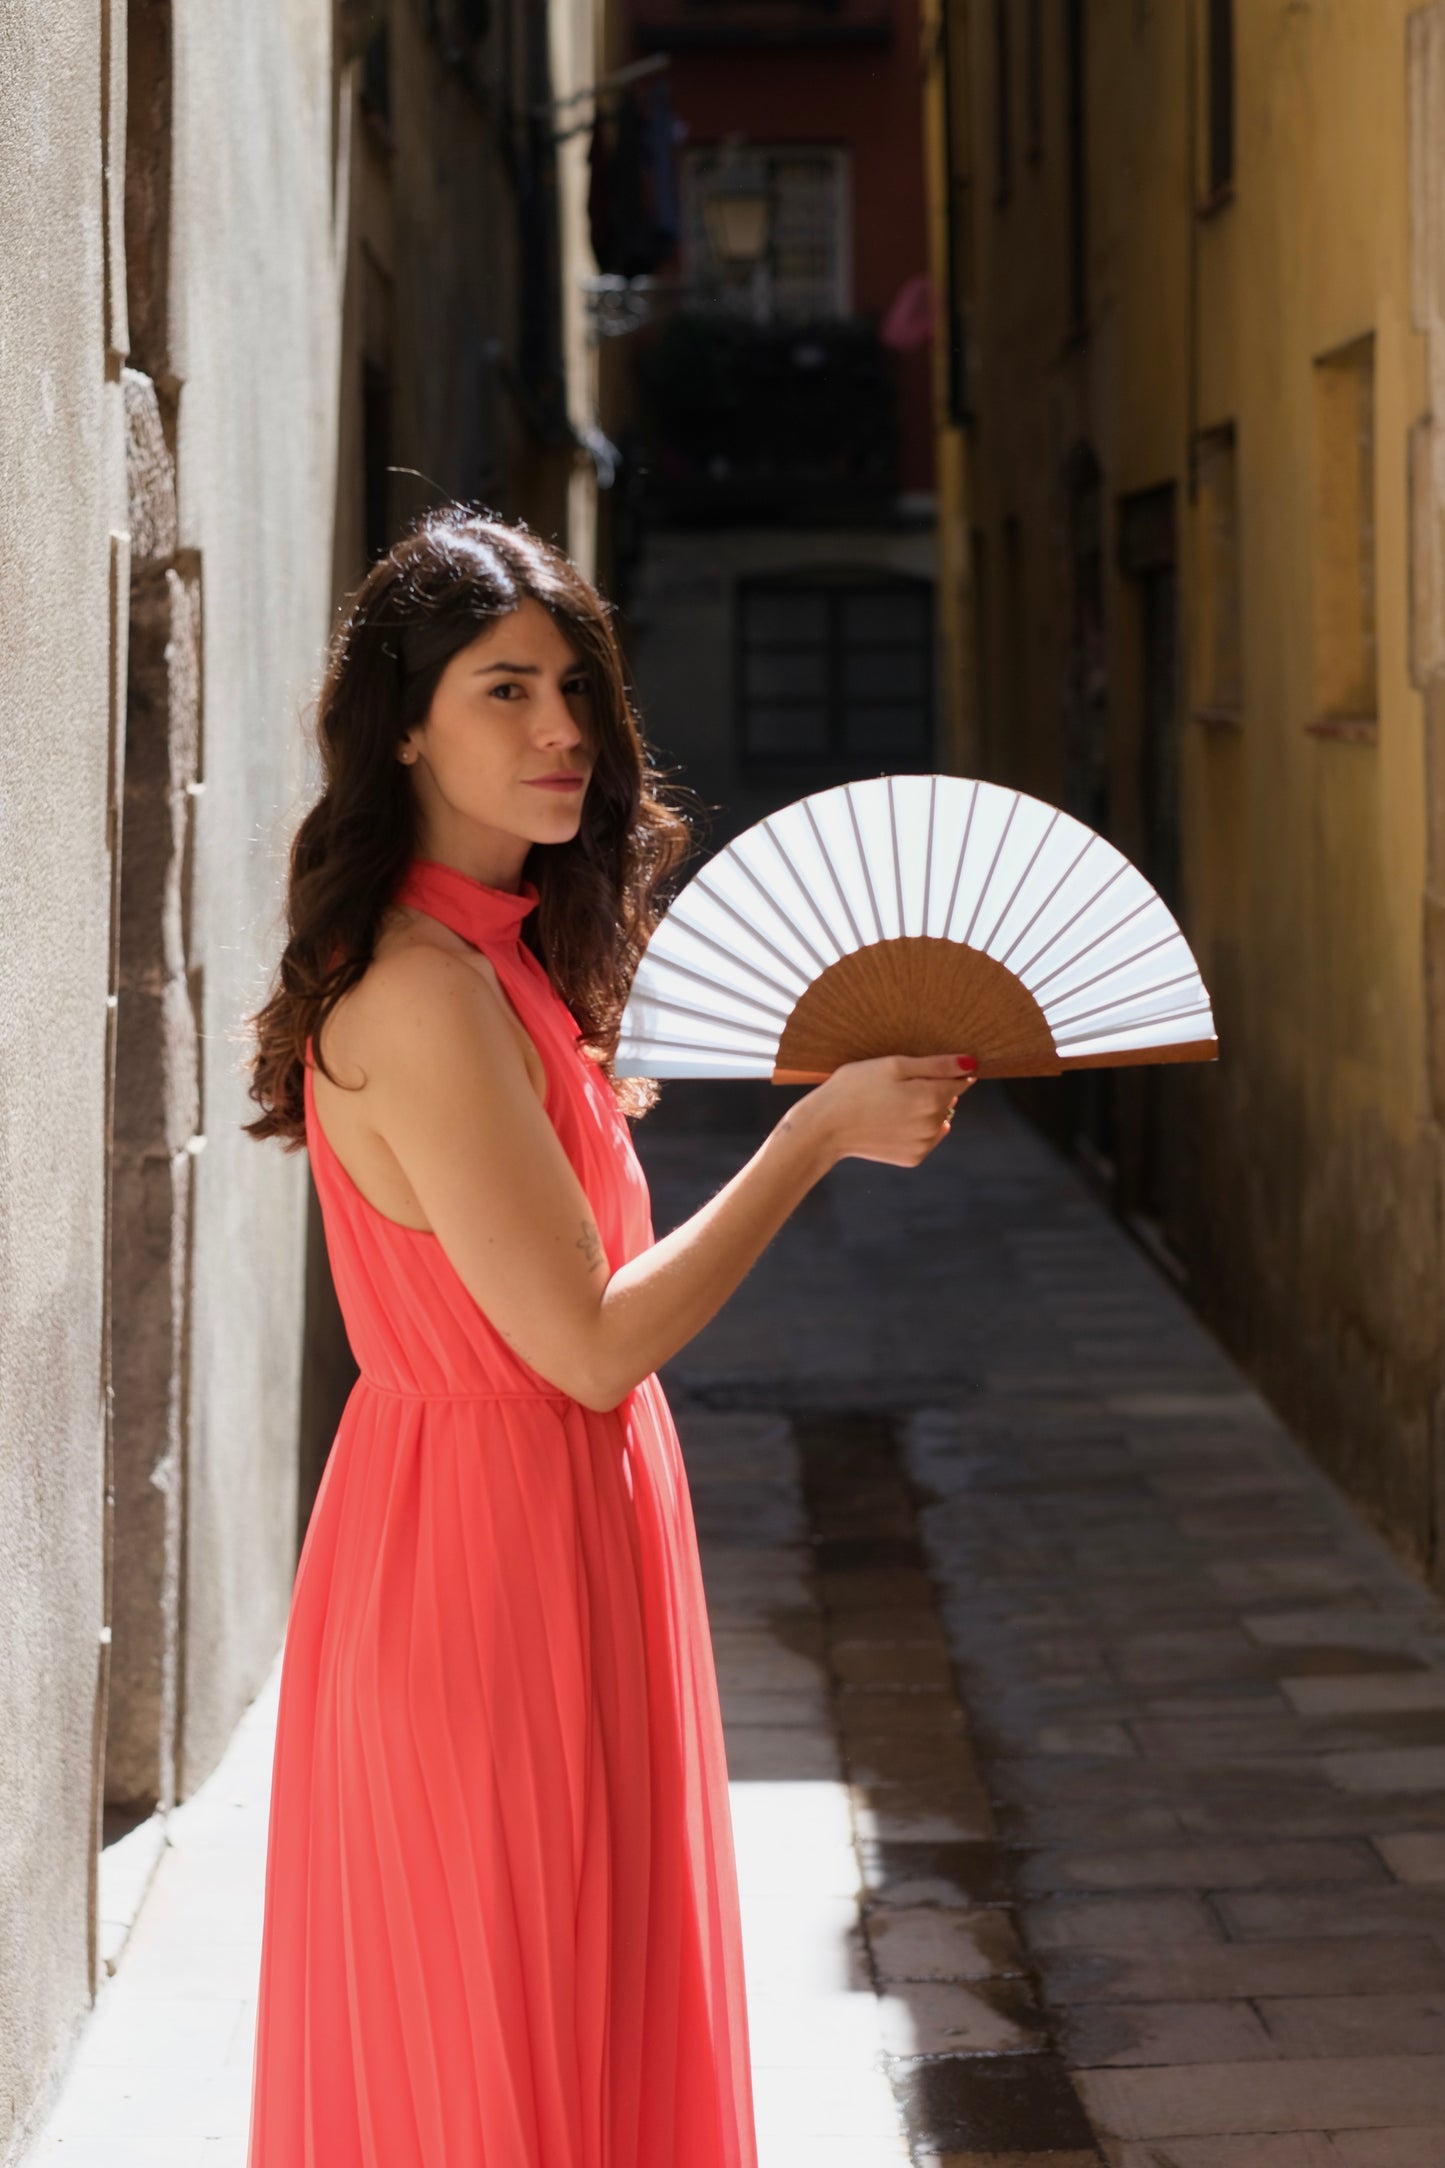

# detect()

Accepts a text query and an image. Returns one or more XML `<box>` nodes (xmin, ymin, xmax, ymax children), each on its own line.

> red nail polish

<box><xmin>955</xmin><ymin>1056</ymin><xmax>977</xmax><ymax>1073</ymax></box>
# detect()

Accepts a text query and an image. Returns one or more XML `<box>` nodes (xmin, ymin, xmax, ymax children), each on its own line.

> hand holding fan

<box><xmin>614</xmin><ymin>775</ymin><xmax>1217</xmax><ymax>1082</ymax></box>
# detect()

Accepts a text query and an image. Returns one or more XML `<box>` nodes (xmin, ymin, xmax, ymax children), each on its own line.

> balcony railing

<box><xmin>632</xmin><ymin>309</ymin><xmax>900</xmax><ymax>524</ymax></box>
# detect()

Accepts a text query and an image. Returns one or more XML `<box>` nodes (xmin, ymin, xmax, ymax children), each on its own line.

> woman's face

<box><xmin>399</xmin><ymin>595</ymin><xmax>596</xmax><ymax>869</ymax></box>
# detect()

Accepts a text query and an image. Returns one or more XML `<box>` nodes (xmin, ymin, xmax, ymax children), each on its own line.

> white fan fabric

<box><xmin>614</xmin><ymin>775</ymin><xmax>1215</xmax><ymax>1078</ymax></box>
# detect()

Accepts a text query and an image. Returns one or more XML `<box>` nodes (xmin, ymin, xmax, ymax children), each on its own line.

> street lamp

<box><xmin>700</xmin><ymin>150</ymin><xmax>771</xmax><ymax>272</ymax></box>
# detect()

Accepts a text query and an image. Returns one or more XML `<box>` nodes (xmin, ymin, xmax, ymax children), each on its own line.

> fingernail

<box><xmin>955</xmin><ymin>1056</ymin><xmax>977</xmax><ymax>1073</ymax></box>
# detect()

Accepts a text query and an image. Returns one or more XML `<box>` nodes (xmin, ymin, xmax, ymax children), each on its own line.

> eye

<box><xmin>488</xmin><ymin>680</ymin><xmax>524</xmax><ymax>700</ymax></box>
<box><xmin>564</xmin><ymin>675</ymin><xmax>591</xmax><ymax>699</ymax></box>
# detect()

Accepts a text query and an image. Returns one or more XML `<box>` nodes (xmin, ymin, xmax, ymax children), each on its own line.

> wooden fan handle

<box><xmin>773</xmin><ymin>1038</ymin><xmax>1219</xmax><ymax>1085</ymax></box>
<box><xmin>767</xmin><ymin>936</ymin><xmax>1219</xmax><ymax>1083</ymax></box>
<box><xmin>773</xmin><ymin>937</ymin><xmax>1058</xmax><ymax>1080</ymax></box>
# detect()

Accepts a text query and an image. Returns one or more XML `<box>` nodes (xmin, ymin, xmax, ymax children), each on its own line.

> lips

<box><xmin>524</xmin><ymin>774</ymin><xmax>586</xmax><ymax>791</ymax></box>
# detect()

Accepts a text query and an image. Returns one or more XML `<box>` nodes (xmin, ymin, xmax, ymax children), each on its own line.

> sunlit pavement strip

<box><xmin>687</xmin><ymin>1405</ymin><xmax>915</xmax><ymax>2163</ymax></box>
<box><xmin>24</xmin><ymin>1659</ymin><xmax>910</xmax><ymax>2165</ymax></box>
<box><xmin>733</xmin><ymin>1782</ymin><xmax>913</xmax><ymax>2161</ymax></box>
<box><xmin>24</xmin><ymin>1657</ymin><xmax>277</xmax><ymax>2164</ymax></box>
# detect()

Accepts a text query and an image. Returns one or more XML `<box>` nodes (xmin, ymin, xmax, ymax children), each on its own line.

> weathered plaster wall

<box><xmin>1164</xmin><ymin>0</ymin><xmax>1438</xmax><ymax>1577</ymax></box>
<box><xmin>0</xmin><ymin>10</ymin><xmax>126</xmax><ymax>2146</ymax></box>
<box><xmin>925</xmin><ymin>0</ymin><xmax>1445</xmax><ymax>1580</ymax></box>
<box><xmin>0</xmin><ymin>4</ymin><xmax>344</xmax><ymax>2153</ymax></box>
<box><xmin>171</xmin><ymin>0</ymin><xmax>344</xmax><ymax>1788</ymax></box>
<box><xmin>362</xmin><ymin>2</ymin><xmax>601</xmax><ymax>569</ymax></box>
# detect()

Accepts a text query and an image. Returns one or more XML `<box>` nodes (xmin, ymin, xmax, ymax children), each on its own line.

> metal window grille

<box><xmin>683</xmin><ymin>148</ymin><xmax>849</xmax><ymax>321</ymax></box>
<box><xmin>736</xmin><ymin>577</ymin><xmax>934</xmax><ymax>764</ymax></box>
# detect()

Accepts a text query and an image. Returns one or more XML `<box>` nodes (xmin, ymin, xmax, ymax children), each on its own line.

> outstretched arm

<box><xmin>358</xmin><ymin>945</ymin><xmax>972</xmax><ymax>1412</ymax></box>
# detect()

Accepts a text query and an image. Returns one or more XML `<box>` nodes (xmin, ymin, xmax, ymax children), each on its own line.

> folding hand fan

<box><xmin>613</xmin><ymin>775</ymin><xmax>1217</xmax><ymax>1083</ymax></box>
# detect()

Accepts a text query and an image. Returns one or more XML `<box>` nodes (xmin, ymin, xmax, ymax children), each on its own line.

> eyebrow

<box><xmin>476</xmin><ymin>658</ymin><xmax>586</xmax><ymax>677</ymax></box>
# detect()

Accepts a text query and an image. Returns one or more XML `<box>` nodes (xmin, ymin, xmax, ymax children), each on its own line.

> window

<box><xmin>1192</xmin><ymin>423</ymin><xmax>1241</xmax><ymax>724</ymax></box>
<box><xmin>684</xmin><ymin>148</ymin><xmax>849</xmax><ymax>322</ymax></box>
<box><xmin>993</xmin><ymin>0</ymin><xmax>1013</xmax><ymax>203</ymax></box>
<box><xmin>1311</xmin><ymin>334</ymin><xmax>1376</xmax><ymax>736</ymax></box>
<box><xmin>1206</xmin><ymin>0</ymin><xmax>1234</xmax><ymax>203</ymax></box>
<box><xmin>737</xmin><ymin>575</ymin><xmax>934</xmax><ymax>764</ymax></box>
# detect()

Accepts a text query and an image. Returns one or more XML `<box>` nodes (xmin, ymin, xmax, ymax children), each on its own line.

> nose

<box><xmin>535</xmin><ymin>683</ymin><xmax>585</xmax><ymax>752</ymax></box>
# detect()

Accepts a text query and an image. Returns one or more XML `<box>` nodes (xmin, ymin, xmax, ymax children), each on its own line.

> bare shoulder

<box><xmin>317</xmin><ymin>910</ymin><xmax>540</xmax><ymax>1101</ymax></box>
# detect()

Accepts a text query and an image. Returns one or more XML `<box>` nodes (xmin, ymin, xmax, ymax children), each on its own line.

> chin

<box><xmin>523</xmin><ymin>802</ymin><xmax>587</xmax><ymax>845</ymax></box>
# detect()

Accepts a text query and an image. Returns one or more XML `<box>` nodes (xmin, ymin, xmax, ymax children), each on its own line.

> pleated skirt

<box><xmin>245</xmin><ymin>1372</ymin><xmax>757</xmax><ymax>2168</ymax></box>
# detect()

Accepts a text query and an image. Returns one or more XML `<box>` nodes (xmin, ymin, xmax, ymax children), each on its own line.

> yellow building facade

<box><xmin>923</xmin><ymin>0</ymin><xmax>1445</xmax><ymax>1579</ymax></box>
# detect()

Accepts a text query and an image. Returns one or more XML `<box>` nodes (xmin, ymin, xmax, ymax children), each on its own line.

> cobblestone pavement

<box><xmin>646</xmin><ymin>1085</ymin><xmax>1445</xmax><ymax>2167</ymax></box>
<box><xmin>25</xmin><ymin>1086</ymin><xmax>1445</xmax><ymax>2164</ymax></box>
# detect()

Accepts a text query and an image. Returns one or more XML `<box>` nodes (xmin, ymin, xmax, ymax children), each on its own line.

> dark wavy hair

<box><xmin>243</xmin><ymin>505</ymin><xmax>693</xmax><ymax>1147</ymax></box>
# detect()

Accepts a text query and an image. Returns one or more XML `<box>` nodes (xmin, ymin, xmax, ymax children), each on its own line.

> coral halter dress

<box><xmin>246</xmin><ymin>857</ymin><xmax>757</xmax><ymax>2168</ymax></box>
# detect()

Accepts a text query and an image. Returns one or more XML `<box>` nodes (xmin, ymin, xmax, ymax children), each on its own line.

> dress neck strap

<box><xmin>392</xmin><ymin>857</ymin><xmax>539</xmax><ymax>952</ymax></box>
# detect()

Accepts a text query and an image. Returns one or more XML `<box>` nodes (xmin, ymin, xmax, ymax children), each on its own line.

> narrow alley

<box><xmin>13</xmin><ymin>4</ymin><xmax>1445</xmax><ymax>2165</ymax></box>
<box><xmin>30</xmin><ymin>1085</ymin><xmax>1445</xmax><ymax>2165</ymax></box>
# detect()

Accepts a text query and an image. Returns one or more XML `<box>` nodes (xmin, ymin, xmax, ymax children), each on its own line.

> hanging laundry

<box><xmin>646</xmin><ymin>77</ymin><xmax>681</xmax><ymax>260</ymax></box>
<box><xmin>587</xmin><ymin>97</ymin><xmax>615</xmax><ymax>266</ymax></box>
<box><xmin>587</xmin><ymin>77</ymin><xmax>681</xmax><ymax>278</ymax></box>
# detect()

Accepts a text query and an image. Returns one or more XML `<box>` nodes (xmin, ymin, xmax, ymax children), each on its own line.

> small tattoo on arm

<box><xmin>576</xmin><ymin>1220</ymin><xmax>607</xmax><ymax>1274</ymax></box>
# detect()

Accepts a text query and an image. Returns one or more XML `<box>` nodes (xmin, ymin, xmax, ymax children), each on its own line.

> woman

<box><xmin>242</xmin><ymin>505</ymin><xmax>973</xmax><ymax>2168</ymax></box>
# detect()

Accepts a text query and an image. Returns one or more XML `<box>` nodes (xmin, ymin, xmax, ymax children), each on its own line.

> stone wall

<box><xmin>0</xmin><ymin>9</ymin><xmax>128</xmax><ymax>2143</ymax></box>
<box><xmin>0</xmin><ymin>3</ymin><xmax>343</xmax><ymax>2153</ymax></box>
